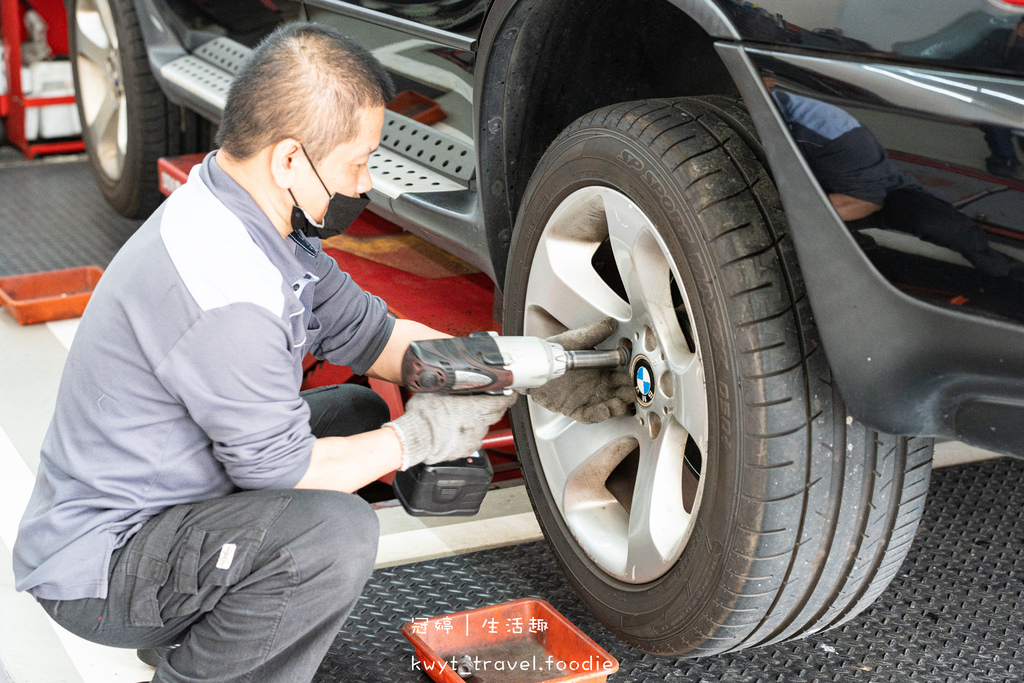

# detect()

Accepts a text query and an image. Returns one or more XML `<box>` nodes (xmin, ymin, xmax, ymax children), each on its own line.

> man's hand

<box><xmin>529</xmin><ymin>317</ymin><xmax>634</xmax><ymax>424</ymax></box>
<box><xmin>385</xmin><ymin>392</ymin><xmax>517</xmax><ymax>470</ymax></box>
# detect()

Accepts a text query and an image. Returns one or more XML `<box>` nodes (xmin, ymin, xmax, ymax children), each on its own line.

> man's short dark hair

<box><xmin>216</xmin><ymin>24</ymin><xmax>395</xmax><ymax>163</ymax></box>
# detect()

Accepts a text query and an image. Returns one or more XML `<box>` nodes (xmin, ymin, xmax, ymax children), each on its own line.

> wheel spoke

<box><xmin>527</xmin><ymin>232</ymin><xmax>631</xmax><ymax>330</ymax></box>
<box><xmin>94</xmin><ymin>1</ymin><xmax>119</xmax><ymax>51</ymax></box>
<box><xmin>533</xmin><ymin>411</ymin><xmax>640</xmax><ymax>507</ymax></box>
<box><xmin>604</xmin><ymin>192</ymin><xmax>671</xmax><ymax>307</ymax></box>
<box><xmin>117</xmin><ymin>94</ymin><xmax>128</xmax><ymax>155</ymax></box>
<box><xmin>602</xmin><ymin>190</ymin><xmax>652</xmax><ymax>308</ymax></box>
<box><xmin>626</xmin><ymin>418</ymin><xmax>689</xmax><ymax>582</ymax></box>
<box><xmin>90</xmin><ymin>91</ymin><xmax>118</xmax><ymax>143</ymax></box>
<box><xmin>670</xmin><ymin>352</ymin><xmax>708</xmax><ymax>452</ymax></box>
<box><xmin>604</xmin><ymin>190</ymin><xmax>694</xmax><ymax>365</ymax></box>
<box><xmin>76</xmin><ymin>19</ymin><xmax>109</xmax><ymax>67</ymax></box>
<box><xmin>91</xmin><ymin>92</ymin><xmax>122</xmax><ymax>179</ymax></box>
<box><xmin>75</xmin><ymin>57</ymin><xmax>107</xmax><ymax>121</ymax></box>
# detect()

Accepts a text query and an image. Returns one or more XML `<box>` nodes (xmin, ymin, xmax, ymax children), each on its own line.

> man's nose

<box><xmin>356</xmin><ymin>165</ymin><xmax>373</xmax><ymax>195</ymax></box>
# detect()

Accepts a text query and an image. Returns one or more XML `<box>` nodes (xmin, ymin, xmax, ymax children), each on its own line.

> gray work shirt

<box><xmin>13</xmin><ymin>152</ymin><xmax>394</xmax><ymax>601</ymax></box>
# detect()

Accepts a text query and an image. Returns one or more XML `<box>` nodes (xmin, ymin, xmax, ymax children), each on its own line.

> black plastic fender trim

<box><xmin>474</xmin><ymin>0</ymin><xmax>740</xmax><ymax>290</ymax></box>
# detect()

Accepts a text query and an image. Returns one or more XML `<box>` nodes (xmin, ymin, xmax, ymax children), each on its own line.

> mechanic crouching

<box><xmin>9</xmin><ymin>25</ymin><xmax>526</xmax><ymax>682</ymax></box>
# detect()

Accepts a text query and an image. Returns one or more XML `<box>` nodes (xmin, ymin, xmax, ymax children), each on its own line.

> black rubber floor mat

<box><xmin>316</xmin><ymin>458</ymin><xmax>1024</xmax><ymax>682</ymax></box>
<box><xmin>0</xmin><ymin>159</ymin><xmax>143</xmax><ymax>277</ymax></box>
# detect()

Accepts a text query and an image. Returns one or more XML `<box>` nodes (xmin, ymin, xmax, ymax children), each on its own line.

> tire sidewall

<box><xmin>504</xmin><ymin>125</ymin><xmax>744</xmax><ymax>649</ymax></box>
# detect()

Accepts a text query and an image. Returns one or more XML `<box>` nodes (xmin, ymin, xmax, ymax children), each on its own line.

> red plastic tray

<box><xmin>402</xmin><ymin>598</ymin><xmax>618</xmax><ymax>682</ymax></box>
<box><xmin>158</xmin><ymin>153</ymin><xmax>207</xmax><ymax>196</ymax></box>
<box><xmin>0</xmin><ymin>266</ymin><xmax>103</xmax><ymax>325</ymax></box>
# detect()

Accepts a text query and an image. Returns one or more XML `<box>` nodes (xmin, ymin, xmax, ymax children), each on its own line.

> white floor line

<box><xmin>0</xmin><ymin>540</ymin><xmax>84</xmax><ymax>683</ymax></box>
<box><xmin>375</xmin><ymin>511</ymin><xmax>543</xmax><ymax>568</ymax></box>
<box><xmin>45</xmin><ymin>317</ymin><xmax>80</xmax><ymax>352</ymax></box>
<box><xmin>0</xmin><ymin>425</ymin><xmax>153</xmax><ymax>683</ymax></box>
<box><xmin>0</xmin><ymin>429</ymin><xmax>34</xmax><ymax>552</ymax></box>
<box><xmin>933</xmin><ymin>441</ymin><xmax>1003</xmax><ymax>469</ymax></box>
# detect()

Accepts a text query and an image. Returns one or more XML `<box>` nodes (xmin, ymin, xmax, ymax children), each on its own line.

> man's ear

<box><xmin>269</xmin><ymin>138</ymin><xmax>303</xmax><ymax>190</ymax></box>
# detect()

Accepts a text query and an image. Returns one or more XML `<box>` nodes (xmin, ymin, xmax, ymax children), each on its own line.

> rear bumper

<box><xmin>718</xmin><ymin>43</ymin><xmax>1024</xmax><ymax>456</ymax></box>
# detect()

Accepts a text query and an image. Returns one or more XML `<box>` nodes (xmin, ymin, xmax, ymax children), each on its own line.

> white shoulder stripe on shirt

<box><xmin>159</xmin><ymin>167</ymin><xmax>286</xmax><ymax>317</ymax></box>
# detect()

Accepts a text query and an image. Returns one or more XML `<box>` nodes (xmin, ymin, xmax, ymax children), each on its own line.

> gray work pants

<box><xmin>38</xmin><ymin>384</ymin><xmax>390</xmax><ymax>682</ymax></box>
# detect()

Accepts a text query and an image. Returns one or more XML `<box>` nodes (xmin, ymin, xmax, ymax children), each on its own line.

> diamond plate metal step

<box><xmin>380</xmin><ymin>110</ymin><xmax>474</xmax><ymax>183</ymax></box>
<box><xmin>159</xmin><ymin>56</ymin><xmax>233</xmax><ymax>112</ymax></box>
<box><xmin>192</xmin><ymin>36</ymin><xmax>249</xmax><ymax>76</ymax></box>
<box><xmin>159</xmin><ymin>37</ymin><xmax>472</xmax><ymax>192</ymax></box>
<box><xmin>369</xmin><ymin>147</ymin><xmax>463</xmax><ymax>198</ymax></box>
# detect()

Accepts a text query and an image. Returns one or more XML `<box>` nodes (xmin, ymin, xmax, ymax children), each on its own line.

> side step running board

<box><xmin>160</xmin><ymin>55</ymin><xmax>233</xmax><ymax>120</ymax></box>
<box><xmin>158</xmin><ymin>37</ymin><xmax>473</xmax><ymax>192</ymax></box>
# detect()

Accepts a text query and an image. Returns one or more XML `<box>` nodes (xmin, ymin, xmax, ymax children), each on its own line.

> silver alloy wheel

<box><xmin>75</xmin><ymin>0</ymin><xmax>127</xmax><ymax>180</ymax></box>
<box><xmin>524</xmin><ymin>187</ymin><xmax>709</xmax><ymax>585</ymax></box>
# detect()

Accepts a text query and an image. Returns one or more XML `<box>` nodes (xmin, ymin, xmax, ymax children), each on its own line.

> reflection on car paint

<box><xmin>357</xmin><ymin>0</ymin><xmax>487</xmax><ymax>34</ymax></box>
<box><xmin>167</xmin><ymin>0</ymin><xmax>303</xmax><ymax>46</ymax></box>
<box><xmin>300</xmin><ymin>7</ymin><xmax>477</xmax><ymax>141</ymax></box>
<box><xmin>756</xmin><ymin>59</ymin><xmax>1024</xmax><ymax>325</ymax></box>
<box><xmin>720</xmin><ymin>0</ymin><xmax>1024</xmax><ymax>78</ymax></box>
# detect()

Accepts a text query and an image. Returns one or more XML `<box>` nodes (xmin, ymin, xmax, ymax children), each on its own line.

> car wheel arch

<box><xmin>473</xmin><ymin>0</ymin><xmax>744</xmax><ymax>289</ymax></box>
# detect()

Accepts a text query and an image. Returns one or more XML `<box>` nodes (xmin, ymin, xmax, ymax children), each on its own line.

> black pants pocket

<box><xmin>161</xmin><ymin>526</ymin><xmax>206</xmax><ymax>619</ymax></box>
<box><xmin>159</xmin><ymin>495</ymin><xmax>291</xmax><ymax>619</ymax></box>
<box><xmin>123</xmin><ymin>505</ymin><xmax>193</xmax><ymax>628</ymax></box>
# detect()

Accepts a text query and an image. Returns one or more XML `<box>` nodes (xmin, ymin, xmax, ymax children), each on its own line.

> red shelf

<box><xmin>1</xmin><ymin>0</ymin><xmax>85</xmax><ymax>159</ymax></box>
<box><xmin>24</xmin><ymin>94</ymin><xmax>77</xmax><ymax>108</ymax></box>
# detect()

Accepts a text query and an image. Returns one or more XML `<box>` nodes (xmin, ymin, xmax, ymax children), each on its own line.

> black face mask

<box><xmin>288</xmin><ymin>145</ymin><xmax>369</xmax><ymax>240</ymax></box>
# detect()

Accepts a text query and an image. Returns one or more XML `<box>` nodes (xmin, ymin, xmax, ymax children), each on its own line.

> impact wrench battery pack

<box><xmin>392</xmin><ymin>451</ymin><xmax>493</xmax><ymax>516</ymax></box>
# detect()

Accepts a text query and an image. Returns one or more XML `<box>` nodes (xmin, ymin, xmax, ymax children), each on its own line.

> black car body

<box><xmin>98</xmin><ymin>0</ymin><xmax>1024</xmax><ymax>456</ymax></box>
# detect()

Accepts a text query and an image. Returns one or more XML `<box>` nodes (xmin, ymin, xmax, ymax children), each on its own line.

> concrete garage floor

<box><xmin>0</xmin><ymin>149</ymin><xmax>1005</xmax><ymax>682</ymax></box>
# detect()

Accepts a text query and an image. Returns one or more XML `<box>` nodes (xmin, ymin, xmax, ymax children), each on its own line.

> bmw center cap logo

<box><xmin>631</xmin><ymin>354</ymin><xmax>656</xmax><ymax>407</ymax></box>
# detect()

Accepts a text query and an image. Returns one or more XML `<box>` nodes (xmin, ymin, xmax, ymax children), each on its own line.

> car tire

<box><xmin>503</xmin><ymin>96</ymin><xmax>933</xmax><ymax>655</ymax></box>
<box><xmin>71</xmin><ymin>0</ymin><xmax>183</xmax><ymax>218</ymax></box>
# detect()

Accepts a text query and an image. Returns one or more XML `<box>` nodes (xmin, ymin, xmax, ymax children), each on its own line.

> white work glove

<box><xmin>386</xmin><ymin>392</ymin><xmax>517</xmax><ymax>471</ymax></box>
<box><xmin>529</xmin><ymin>317</ymin><xmax>634</xmax><ymax>424</ymax></box>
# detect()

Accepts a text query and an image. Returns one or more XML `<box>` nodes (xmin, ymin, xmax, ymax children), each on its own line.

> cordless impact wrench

<box><xmin>392</xmin><ymin>332</ymin><xmax>629</xmax><ymax>516</ymax></box>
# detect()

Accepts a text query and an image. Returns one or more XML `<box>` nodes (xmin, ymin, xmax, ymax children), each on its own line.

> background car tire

<box><xmin>503</xmin><ymin>96</ymin><xmax>934</xmax><ymax>655</ymax></box>
<box><xmin>71</xmin><ymin>0</ymin><xmax>195</xmax><ymax>218</ymax></box>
